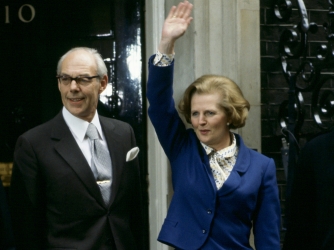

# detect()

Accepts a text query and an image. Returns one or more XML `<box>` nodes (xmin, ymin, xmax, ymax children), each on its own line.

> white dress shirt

<box><xmin>62</xmin><ymin>107</ymin><xmax>111</xmax><ymax>178</ymax></box>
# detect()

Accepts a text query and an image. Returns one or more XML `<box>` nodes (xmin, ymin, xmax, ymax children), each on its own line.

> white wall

<box><xmin>145</xmin><ymin>0</ymin><xmax>260</xmax><ymax>249</ymax></box>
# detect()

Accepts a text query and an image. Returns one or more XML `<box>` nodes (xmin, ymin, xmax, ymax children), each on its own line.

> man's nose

<box><xmin>69</xmin><ymin>80</ymin><xmax>80</xmax><ymax>90</ymax></box>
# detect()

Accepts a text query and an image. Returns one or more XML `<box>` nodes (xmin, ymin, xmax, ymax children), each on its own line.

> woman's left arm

<box><xmin>253</xmin><ymin>158</ymin><xmax>281</xmax><ymax>249</ymax></box>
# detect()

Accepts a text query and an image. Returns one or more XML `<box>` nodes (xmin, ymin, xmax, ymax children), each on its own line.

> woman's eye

<box><xmin>191</xmin><ymin>112</ymin><xmax>199</xmax><ymax>117</ymax></box>
<box><xmin>206</xmin><ymin>111</ymin><xmax>215</xmax><ymax>116</ymax></box>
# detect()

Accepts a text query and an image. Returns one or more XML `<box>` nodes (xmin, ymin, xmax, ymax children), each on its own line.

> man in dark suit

<box><xmin>9</xmin><ymin>47</ymin><xmax>143</xmax><ymax>250</ymax></box>
<box><xmin>283</xmin><ymin>129</ymin><xmax>334</xmax><ymax>249</ymax></box>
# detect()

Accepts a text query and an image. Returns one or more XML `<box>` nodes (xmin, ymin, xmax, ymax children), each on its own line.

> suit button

<box><xmin>207</xmin><ymin>209</ymin><xmax>212</xmax><ymax>214</ymax></box>
<box><xmin>202</xmin><ymin>229</ymin><xmax>206</xmax><ymax>234</ymax></box>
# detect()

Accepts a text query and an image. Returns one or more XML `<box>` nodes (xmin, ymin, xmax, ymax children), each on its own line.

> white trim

<box><xmin>145</xmin><ymin>1</ymin><xmax>171</xmax><ymax>249</ymax></box>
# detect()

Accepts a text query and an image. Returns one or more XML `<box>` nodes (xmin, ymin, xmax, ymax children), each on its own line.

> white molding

<box><xmin>145</xmin><ymin>1</ymin><xmax>170</xmax><ymax>250</ymax></box>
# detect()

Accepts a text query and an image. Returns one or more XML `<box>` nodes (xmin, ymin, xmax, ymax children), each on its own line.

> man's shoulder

<box><xmin>305</xmin><ymin>129</ymin><xmax>334</xmax><ymax>149</ymax></box>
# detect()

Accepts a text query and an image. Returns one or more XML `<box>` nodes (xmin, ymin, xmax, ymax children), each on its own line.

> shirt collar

<box><xmin>201</xmin><ymin>133</ymin><xmax>237</xmax><ymax>158</ymax></box>
<box><xmin>62</xmin><ymin>107</ymin><xmax>103</xmax><ymax>142</ymax></box>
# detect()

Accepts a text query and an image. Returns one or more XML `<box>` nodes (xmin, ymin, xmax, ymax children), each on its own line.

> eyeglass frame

<box><xmin>56</xmin><ymin>74</ymin><xmax>101</xmax><ymax>86</ymax></box>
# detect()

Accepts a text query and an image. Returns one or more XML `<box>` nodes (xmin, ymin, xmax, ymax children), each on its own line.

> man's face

<box><xmin>58</xmin><ymin>50</ymin><xmax>107</xmax><ymax>122</ymax></box>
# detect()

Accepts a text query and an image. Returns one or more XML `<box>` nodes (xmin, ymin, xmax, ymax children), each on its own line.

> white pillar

<box><xmin>192</xmin><ymin>0</ymin><xmax>261</xmax><ymax>151</ymax></box>
<box><xmin>145</xmin><ymin>1</ymin><xmax>171</xmax><ymax>249</ymax></box>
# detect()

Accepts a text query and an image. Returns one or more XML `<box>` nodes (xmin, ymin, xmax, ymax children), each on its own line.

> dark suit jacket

<box><xmin>147</xmin><ymin>55</ymin><xmax>281</xmax><ymax>249</ymax></box>
<box><xmin>10</xmin><ymin>111</ymin><xmax>143</xmax><ymax>250</ymax></box>
<box><xmin>283</xmin><ymin>129</ymin><xmax>334</xmax><ymax>250</ymax></box>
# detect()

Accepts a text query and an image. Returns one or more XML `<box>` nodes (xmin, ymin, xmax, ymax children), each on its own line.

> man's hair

<box><xmin>56</xmin><ymin>47</ymin><xmax>108</xmax><ymax>77</ymax></box>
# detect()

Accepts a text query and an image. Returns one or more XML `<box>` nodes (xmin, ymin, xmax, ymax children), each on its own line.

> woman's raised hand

<box><xmin>158</xmin><ymin>1</ymin><xmax>193</xmax><ymax>54</ymax></box>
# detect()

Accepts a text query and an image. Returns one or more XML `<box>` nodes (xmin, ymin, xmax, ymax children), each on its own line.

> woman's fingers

<box><xmin>168</xmin><ymin>1</ymin><xmax>193</xmax><ymax>20</ymax></box>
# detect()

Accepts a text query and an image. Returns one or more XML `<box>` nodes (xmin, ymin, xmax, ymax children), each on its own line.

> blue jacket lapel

<box><xmin>219</xmin><ymin>134</ymin><xmax>250</xmax><ymax>196</ymax></box>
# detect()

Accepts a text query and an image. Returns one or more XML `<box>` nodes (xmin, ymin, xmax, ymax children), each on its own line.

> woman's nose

<box><xmin>199</xmin><ymin>114</ymin><xmax>206</xmax><ymax>124</ymax></box>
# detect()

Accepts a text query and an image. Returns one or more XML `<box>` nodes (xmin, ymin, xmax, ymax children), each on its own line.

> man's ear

<box><xmin>99</xmin><ymin>75</ymin><xmax>108</xmax><ymax>94</ymax></box>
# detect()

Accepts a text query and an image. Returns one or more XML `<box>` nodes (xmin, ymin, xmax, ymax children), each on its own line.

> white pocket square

<box><xmin>126</xmin><ymin>147</ymin><xmax>139</xmax><ymax>162</ymax></box>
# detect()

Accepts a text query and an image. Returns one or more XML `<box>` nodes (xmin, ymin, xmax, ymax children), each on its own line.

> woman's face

<box><xmin>190</xmin><ymin>92</ymin><xmax>230</xmax><ymax>151</ymax></box>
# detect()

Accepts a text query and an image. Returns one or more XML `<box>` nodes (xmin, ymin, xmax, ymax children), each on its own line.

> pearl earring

<box><xmin>227</xmin><ymin>122</ymin><xmax>230</xmax><ymax>126</ymax></box>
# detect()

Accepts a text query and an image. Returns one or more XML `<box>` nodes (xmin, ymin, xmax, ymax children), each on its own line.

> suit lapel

<box><xmin>100</xmin><ymin>116</ymin><xmax>126</xmax><ymax>206</ymax></box>
<box><xmin>51</xmin><ymin>112</ymin><xmax>105</xmax><ymax>207</ymax></box>
<box><xmin>219</xmin><ymin>134</ymin><xmax>250</xmax><ymax>196</ymax></box>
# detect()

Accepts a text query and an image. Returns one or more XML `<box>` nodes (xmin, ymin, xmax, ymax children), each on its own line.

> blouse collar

<box><xmin>201</xmin><ymin>133</ymin><xmax>237</xmax><ymax>158</ymax></box>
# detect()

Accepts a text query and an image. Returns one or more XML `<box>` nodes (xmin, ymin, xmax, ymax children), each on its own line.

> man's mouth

<box><xmin>68</xmin><ymin>98</ymin><xmax>84</xmax><ymax>102</ymax></box>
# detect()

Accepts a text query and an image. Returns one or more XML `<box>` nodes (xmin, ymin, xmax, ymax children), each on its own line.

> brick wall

<box><xmin>260</xmin><ymin>0</ymin><xmax>333</xmax><ymax>247</ymax></box>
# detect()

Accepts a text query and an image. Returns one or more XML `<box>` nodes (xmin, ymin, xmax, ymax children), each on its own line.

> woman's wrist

<box><xmin>158</xmin><ymin>38</ymin><xmax>175</xmax><ymax>54</ymax></box>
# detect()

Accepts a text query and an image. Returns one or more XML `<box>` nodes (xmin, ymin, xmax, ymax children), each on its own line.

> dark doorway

<box><xmin>0</xmin><ymin>0</ymin><xmax>148</xmax><ymax>248</ymax></box>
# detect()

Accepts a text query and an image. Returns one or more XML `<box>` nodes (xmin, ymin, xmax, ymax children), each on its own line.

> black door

<box><xmin>0</xmin><ymin>0</ymin><xmax>148</xmax><ymax>248</ymax></box>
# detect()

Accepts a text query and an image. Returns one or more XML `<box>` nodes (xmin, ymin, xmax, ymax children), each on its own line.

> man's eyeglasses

<box><xmin>56</xmin><ymin>75</ymin><xmax>100</xmax><ymax>86</ymax></box>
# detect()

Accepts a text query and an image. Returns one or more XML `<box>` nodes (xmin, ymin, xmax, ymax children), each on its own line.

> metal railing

<box><xmin>274</xmin><ymin>0</ymin><xmax>334</xmax><ymax>228</ymax></box>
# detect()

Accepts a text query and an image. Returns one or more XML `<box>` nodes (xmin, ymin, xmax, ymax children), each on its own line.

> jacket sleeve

<box><xmin>128</xmin><ymin>125</ymin><xmax>145</xmax><ymax>250</ymax></box>
<box><xmin>10</xmin><ymin>135</ymin><xmax>47</xmax><ymax>250</ymax></box>
<box><xmin>282</xmin><ymin>144</ymin><xmax>316</xmax><ymax>250</ymax></box>
<box><xmin>253</xmin><ymin>158</ymin><xmax>281</xmax><ymax>250</ymax></box>
<box><xmin>147</xmin><ymin>55</ymin><xmax>188</xmax><ymax>160</ymax></box>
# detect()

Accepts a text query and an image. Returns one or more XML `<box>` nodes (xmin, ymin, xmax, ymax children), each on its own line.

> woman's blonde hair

<box><xmin>178</xmin><ymin>75</ymin><xmax>250</xmax><ymax>129</ymax></box>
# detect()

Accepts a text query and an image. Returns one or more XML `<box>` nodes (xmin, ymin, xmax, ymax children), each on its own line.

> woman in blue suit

<box><xmin>147</xmin><ymin>1</ymin><xmax>281</xmax><ymax>249</ymax></box>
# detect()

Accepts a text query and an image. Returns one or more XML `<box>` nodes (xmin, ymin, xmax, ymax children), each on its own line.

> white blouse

<box><xmin>201</xmin><ymin>133</ymin><xmax>239</xmax><ymax>190</ymax></box>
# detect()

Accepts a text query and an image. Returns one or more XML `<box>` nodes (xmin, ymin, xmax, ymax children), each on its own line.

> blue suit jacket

<box><xmin>147</xmin><ymin>56</ymin><xmax>281</xmax><ymax>250</ymax></box>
